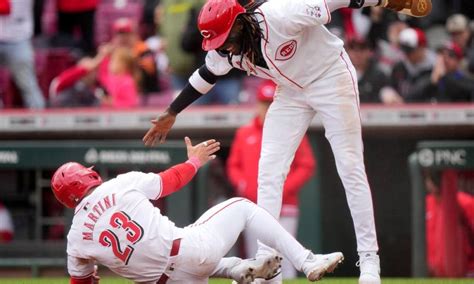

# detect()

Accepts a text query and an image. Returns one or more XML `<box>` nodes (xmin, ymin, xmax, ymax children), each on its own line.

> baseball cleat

<box><xmin>358</xmin><ymin>253</ymin><xmax>381</xmax><ymax>284</ymax></box>
<box><xmin>302</xmin><ymin>252</ymin><xmax>344</xmax><ymax>282</ymax></box>
<box><xmin>248</xmin><ymin>270</ymin><xmax>282</xmax><ymax>283</ymax></box>
<box><xmin>230</xmin><ymin>254</ymin><xmax>282</xmax><ymax>284</ymax></box>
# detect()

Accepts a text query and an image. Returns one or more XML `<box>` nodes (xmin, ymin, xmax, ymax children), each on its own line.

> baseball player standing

<box><xmin>53</xmin><ymin>137</ymin><xmax>344</xmax><ymax>284</ymax></box>
<box><xmin>227</xmin><ymin>80</ymin><xmax>316</xmax><ymax>280</ymax></box>
<box><xmin>143</xmin><ymin>1</ymin><xmax>432</xmax><ymax>283</ymax></box>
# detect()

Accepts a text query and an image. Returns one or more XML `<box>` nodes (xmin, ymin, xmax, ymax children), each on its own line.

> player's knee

<box><xmin>228</xmin><ymin>197</ymin><xmax>256</xmax><ymax>211</ymax></box>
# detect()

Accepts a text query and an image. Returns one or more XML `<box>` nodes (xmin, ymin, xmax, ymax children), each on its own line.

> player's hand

<box><xmin>184</xmin><ymin>136</ymin><xmax>220</xmax><ymax>166</ymax></box>
<box><xmin>143</xmin><ymin>109</ymin><xmax>177</xmax><ymax>146</ymax></box>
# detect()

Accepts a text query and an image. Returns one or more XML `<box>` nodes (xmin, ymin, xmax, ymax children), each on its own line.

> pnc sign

<box><xmin>418</xmin><ymin>148</ymin><xmax>467</xmax><ymax>167</ymax></box>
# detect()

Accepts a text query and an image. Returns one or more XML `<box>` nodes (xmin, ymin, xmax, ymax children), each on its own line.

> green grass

<box><xmin>0</xmin><ymin>278</ymin><xmax>473</xmax><ymax>284</ymax></box>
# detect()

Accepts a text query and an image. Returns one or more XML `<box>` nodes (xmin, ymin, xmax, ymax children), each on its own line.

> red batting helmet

<box><xmin>51</xmin><ymin>162</ymin><xmax>102</xmax><ymax>208</ymax></box>
<box><xmin>198</xmin><ymin>0</ymin><xmax>246</xmax><ymax>51</ymax></box>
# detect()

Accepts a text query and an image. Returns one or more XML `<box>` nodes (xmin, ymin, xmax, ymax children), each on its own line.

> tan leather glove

<box><xmin>379</xmin><ymin>0</ymin><xmax>432</xmax><ymax>17</ymax></box>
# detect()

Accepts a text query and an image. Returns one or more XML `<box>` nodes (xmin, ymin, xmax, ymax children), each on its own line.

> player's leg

<box><xmin>278</xmin><ymin>215</ymin><xmax>299</xmax><ymax>279</ymax></box>
<box><xmin>165</xmin><ymin>273</ymin><xmax>209</xmax><ymax>284</ymax></box>
<box><xmin>257</xmin><ymin>89</ymin><xmax>315</xmax><ymax>218</ymax></box>
<box><xmin>253</xmin><ymin>87</ymin><xmax>315</xmax><ymax>283</ymax></box>
<box><xmin>241</xmin><ymin>216</ymin><xmax>298</xmax><ymax>280</ymax></box>
<box><xmin>243</xmin><ymin>225</ymin><xmax>258</xmax><ymax>259</ymax></box>
<box><xmin>243</xmin><ymin>216</ymin><xmax>299</xmax><ymax>281</ymax></box>
<box><xmin>194</xmin><ymin>197</ymin><xmax>343</xmax><ymax>282</ymax></box>
<box><xmin>182</xmin><ymin>198</ymin><xmax>281</xmax><ymax>283</ymax></box>
<box><xmin>307</xmin><ymin>50</ymin><xmax>380</xmax><ymax>284</ymax></box>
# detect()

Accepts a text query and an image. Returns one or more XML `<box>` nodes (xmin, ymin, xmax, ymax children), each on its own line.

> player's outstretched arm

<box><xmin>143</xmin><ymin>64</ymin><xmax>221</xmax><ymax>146</ymax></box>
<box><xmin>143</xmin><ymin>107</ymin><xmax>177</xmax><ymax>146</ymax></box>
<box><xmin>158</xmin><ymin>137</ymin><xmax>220</xmax><ymax>198</ymax></box>
<box><xmin>184</xmin><ymin>136</ymin><xmax>220</xmax><ymax>166</ymax></box>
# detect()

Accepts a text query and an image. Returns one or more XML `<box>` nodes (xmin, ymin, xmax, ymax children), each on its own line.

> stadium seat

<box><xmin>143</xmin><ymin>91</ymin><xmax>174</xmax><ymax>107</ymax></box>
<box><xmin>0</xmin><ymin>68</ymin><xmax>22</xmax><ymax>108</ymax></box>
<box><xmin>0</xmin><ymin>68</ymin><xmax>11</xmax><ymax>108</ymax></box>
<box><xmin>36</xmin><ymin>48</ymin><xmax>75</xmax><ymax>101</ymax></box>
<box><xmin>94</xmin><ymin>0</ymin><xmax>144</xmax><ymax>46</ymax></box>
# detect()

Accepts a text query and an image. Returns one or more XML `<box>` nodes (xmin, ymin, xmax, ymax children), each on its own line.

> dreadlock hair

<box><xmin>233</xmin><ymin>0</ymin><xmax>267</xmax><ymax>68</ymax></box>
<box><xmin>239</xmin><ymin>0</ymin><xmax>265</xmax><ymax>10</ymax></box>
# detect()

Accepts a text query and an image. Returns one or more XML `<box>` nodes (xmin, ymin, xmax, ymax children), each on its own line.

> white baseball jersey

<box><xmin>67</xmin><ymin>171</ymin><xmax>180</xmax><ymax>283</ymax></box>
<box><xmin>199</xmin><ymin>0</ymin><xmax>344</xmax><ymax>90</ymax></box>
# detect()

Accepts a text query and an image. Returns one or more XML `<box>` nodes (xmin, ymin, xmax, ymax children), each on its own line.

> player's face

<box><xmin>218</xmin><ymin>20</ymin><xmax>244</xmax><ymax>55</ymax></box>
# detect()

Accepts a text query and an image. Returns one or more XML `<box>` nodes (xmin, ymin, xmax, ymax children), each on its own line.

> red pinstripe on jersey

<box><xmin>257</xmin><ymin>9</ymin><xmax>304</xmax><ymax>90</ymax></box>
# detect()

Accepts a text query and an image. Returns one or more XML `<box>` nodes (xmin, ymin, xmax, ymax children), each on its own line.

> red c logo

<box><xmin>201</xmin><ymin>30</ymin><xmax>213</xmax><ymax>39</ymax></box>
<box><xmin>275</xmin><ymin>40</ymin><xmax>297</xmax><ymax>61</ymax></box>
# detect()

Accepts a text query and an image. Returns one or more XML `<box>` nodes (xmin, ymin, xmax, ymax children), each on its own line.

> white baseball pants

<box><xmin>163</xmin><ymin>198</ymin><xmax>310</xmax><ymax>283</ymax></box>
<box><xmin>257</xmin><ymin>50</ymin><xmax>378</xmax><ymax>253</ymax></box>
<box><xmin>244</xmin><ymin>215</ymin><xmax>298</xmax><ymax>279</ymax></box>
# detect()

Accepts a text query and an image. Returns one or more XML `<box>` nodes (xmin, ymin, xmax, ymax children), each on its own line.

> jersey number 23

<box><xmin>99</xmin><ymin>211</ymin><xmax>144</xmax><ymax>265</ymax></box>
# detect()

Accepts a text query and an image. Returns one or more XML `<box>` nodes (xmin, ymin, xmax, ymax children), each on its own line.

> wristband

<box><xmin>186</xmin><ymin>157</ymin><xmax>202</xmax><ymax>170</ymax></box>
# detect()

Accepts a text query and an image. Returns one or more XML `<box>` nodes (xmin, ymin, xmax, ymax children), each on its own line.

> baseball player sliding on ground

<box><xmin>52</xmin><ymin>137</ymin><xmax>344</xmax><ymax>284</ymax></box>
<box><xmin>143</xmin><ymin>1</ymin><xmax>432</xmax><ymax>283</ymax></box>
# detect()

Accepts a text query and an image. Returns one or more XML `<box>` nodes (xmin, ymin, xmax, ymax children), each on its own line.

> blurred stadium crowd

<box><xmin>0</xmin><ymin>0</ymin><xmax>473</xmax><ymax>110</ymax></box>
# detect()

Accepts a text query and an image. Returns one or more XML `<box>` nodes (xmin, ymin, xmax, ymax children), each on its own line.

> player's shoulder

<box><xmin>256</xmin><ymin>0</ymin><xmax>300</xmax><ymax>31</ymax></box>
<box><xmin>257</xmin><ymin>0</ymin><xmax>285</xmax><ymax>17</ymax></box>
<box><xmin>258</xmin><ymin>0</ymin><xmax>297</xmax><ymax>14</ymax></box>
<box><xmin>260</xmin><ymin>0</ymin><xmax>292</xmax><ymax>8</ymax></box>
<box><xmin>116</xmin><ymin>171</ymin><xmax>147</xmax><ymax>180</ymax></box>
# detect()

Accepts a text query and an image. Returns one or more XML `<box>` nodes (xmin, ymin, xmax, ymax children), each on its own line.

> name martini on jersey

<box><xmin>81</xmin><ymin>193</ymin><xmax>117</xmax><ymax>240</ymax></box>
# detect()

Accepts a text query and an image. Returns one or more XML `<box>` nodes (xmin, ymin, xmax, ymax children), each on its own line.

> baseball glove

<box><xmin>379</xmin><ymin>0</ymin><xmax>432</xmax><ymax>17</ymax></box>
